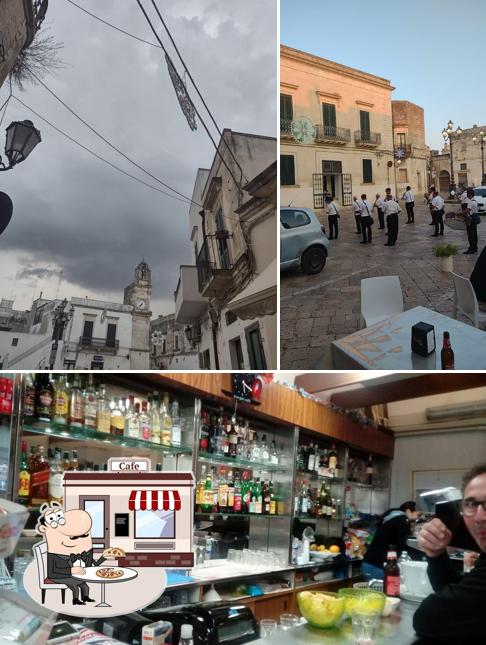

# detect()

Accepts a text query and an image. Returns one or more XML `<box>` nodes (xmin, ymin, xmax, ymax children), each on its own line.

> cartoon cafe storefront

<box><xmin>63</xmin><ymin>458</ymin><xmax>194</xmax><ymax>568</ymax></box>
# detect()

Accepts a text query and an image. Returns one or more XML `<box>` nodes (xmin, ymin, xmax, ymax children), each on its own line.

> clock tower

<box><xmin>124</xmin><ymin>260</ymin><xmax>152</xmax><ymax>369</ymax></box>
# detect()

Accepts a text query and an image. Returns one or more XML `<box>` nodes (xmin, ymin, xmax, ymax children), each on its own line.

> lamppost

<box><xmin>49</xmin><ymin>299</ymin><xmax>73</xmax><ymax>369</ymax></box>
<box><xmin>442</xmin><ymin>120</ymin><xmax>462</xmax><ymax>196</ymax></box>
<box><xmin>0</xmin><ymin>120</ymin><xmax>41</xmax><ymax>171</ymax></box>
<box><xmin>472</xmin><ymin>130</ymin><xmax>486</xmax><ymax>186</ymax></box>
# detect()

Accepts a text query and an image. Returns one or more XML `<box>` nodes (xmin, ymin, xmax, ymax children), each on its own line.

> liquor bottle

<box><xmin>69</xmin><ymin>450</ymin><xmax>79</xmax><ymax>471</ymax></box>
<box><xmin>228</xmin><ymin>417</ymin><xmax>238</xmax><ymax>458</ymax></box>
<box><xmin>326</xmin><ymin>487</ymin><xmax>333</xmax><ymax>519</ymax></box>
<box><xmin>260</xmin><ymin>434</ymin><xmax>270</xmax><ymax>463</ymax></box>
<box><xmin>251</xmin><ymin>432</ymin><xmax>261</xmax><ymax>462</ymax></box>
<box><xmin>296</xmin><ymin>445</ymin><xmax>305</xmax><ymax>471</ymax></box>
<box><xmin>270</xmin><ymin>438</ymin><xmax>279</xmax><ymax>465</ymax></box>
<box><xmin>48</xmin><ymin>448</ymin><xmax>64</xmax><ymax>504</ymax></box>
<box><xmin>196</xmin><ymin>465</ymin><xmax>207</xmax><ymax>511</ymax></box>
<box><xmin>125</xmin><ymin>395</ymin><xmax>139</xmax><ymax>438</ymax></box>
<box><xmin>269</xmin><ymin>482</ymin><xmax>276</xmax><ymax>515</ymax></box>
<box><xmin>200</xmin><ymin>467</ymin><xmax>214</xmax><ymax>513</ymax></box>
<box><xmin>211</xmin><ymin>467</ymin><xmax>219</xmax><ymax>513</ymax></box>
<box><xmin>441</xmin><ymin>331</ymin><xmax>454</xmax><ymax>370</ymax></box>
<box><xmin>210</xmin><ymin>414</ymin><xmax>222</xmax><ymax>456</ymax></box>
<box><xmin>139</xmin><ymin>400</ymin><xmax>151</xmax><ymax>441</ymax></box>
<box><xmin>30</xmin><ymin>445</ymin><xmax>50</xmax><ymax>505</ymax></box>
<box><xmin>96</xmin><ymin>384</ymin><xmax>111</xmax><ymax>433</ymax></box>
<box><xmin>242</xmin><ymin>470</ymin><xmax>252</xmax><ymax>514</ymax></box>
<box><xmin>263</xmin><ymin>480</ymin><xmax>271</xmax><ymax>515</ymax></box>
<box><xmin>384</xmin><ymin>547</ymin><xmax>400</xmax><ymax>597</ymax></box>
<box><xmin>171</xmin><ymin>400</ymin><xmax>182</xmax><ymax>447</ymax></box>
<box><xmin>299</xmin><ymin>481</ymin><xmax>309</xmax><ymax>516</ymax></box>
<box><xmin>18</xmin><ymin>441</ymin><xmax>31</xmax><ymax>505</ymax></box>
<box><xmin>69</xmin><ymin>377</ymin><xmax>84</xmax><ymax>427</ymax></box>
<box><xmin>199</xmin><ymin>411</ymin><xmax>210</xmax><ymax>452</ymax></box>
<box><xmin>227</xmin><ymin>470</ymin><xmax>235</xmax><ymax>513</ymax></box>
<box><xmin>62</xmin><ymin>451</ymin><xmax>70</xmax><ymax>471</ymax></box>
<box><xmin>221</xmin><ymin>415</ymin><xmax>230</xmax><ymax>457</ymax></box>
<box><xmin>110</xmin><ymin>398</ymin><xmax>125</xmax><ymax>436</ymax></box>
<box><xmin>253</xmin><ymin>478</ymin><xmax>262</xmax><ymax>514</ymax></box>
<box><xmin>83</xmin><ymin>376</ymin><xmax>98</xmax><ymax>429</ymax></box>
<box><xmin>161</xmin><ymin>393</ymin><xmax>173</xmax><ymax>445</ymax></box>
<box><xmin>307</xmin><ymin>443</ymin><xmax>316</xmax><ymax>472</ymax></box>
<box><xmin>234</xmin><ymin>471</ymin><xmax>243</xmax><ymax>514</ymax></box>
<box><xmin>35</xmin><ymin>374</ymin><xmax>54</xmax><ymax>423</ymax></box>
<box><xmin>307</xmin><ymin>481</ymin><xmax>315</xmax><ymax>516</ymax></box>
<box><xmin>328</xmin><ymin>444</ymin><xmax>338</xmax><ymax>477</ymax></box>
<box><xmin>218</xmin><ymin>467</ymin><xmax>228</xmax><ymax>513</ymax></box>
<box><xmin>148</xmin><ymin>394</ymin><xmax>161</xmax><ymax>444</ymax></box>
<box><xmin>366</xmin><ymin>455</ymin><xmax>374</xmax><ymax>486</ymax></box>
<box><xmin>23</xmin><ymin>373</ymin><xmax>36</xmax><ymax>419</ymax></box>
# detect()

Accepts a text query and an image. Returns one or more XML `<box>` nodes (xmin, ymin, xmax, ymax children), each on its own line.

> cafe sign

<box><xmin>108</xmin><ymin>457</ymin><xmax>152</xmax><ymax>472</ymax></box>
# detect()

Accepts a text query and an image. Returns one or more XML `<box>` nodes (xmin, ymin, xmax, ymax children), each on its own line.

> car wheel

<box><xmin>301</xmin><ymin>246</ymin><xmax>326</xmax><ymax>274</ymax></box>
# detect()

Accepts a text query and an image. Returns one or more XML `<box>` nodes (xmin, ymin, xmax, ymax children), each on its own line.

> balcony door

<box><xmin>215</xmin><ymin>208</ymin><xmax>230</xmax><ymax>270</ymax></box>
<box><xmin>106</xmin><ymin>323</ymin><xmax>117</xmax><ymax>348</ymax></box>
<box><xmin>245</xmin><ymin>323</ymin><xmax>267</xmax><ymax>369</ymax></box>
<box><xmin>322</xmin><ymin>103</ymin><xmax>336</xmax><ymax>137</ymax></box>
<box><xmin>360</xmin><ymin>110</ymin><xmax>371</xmax><ymax>141</ymax></box>
<box><xmin>82</xmin><ymin>320</ymin><xmax>94</xmax><ymax>343</ymax></box>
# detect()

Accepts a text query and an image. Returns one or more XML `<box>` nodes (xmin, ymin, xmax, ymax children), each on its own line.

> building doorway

<box><xmin>439</xmin><ymin>170</ymin><xmax>450</xmax><ymax>193</ymax></box>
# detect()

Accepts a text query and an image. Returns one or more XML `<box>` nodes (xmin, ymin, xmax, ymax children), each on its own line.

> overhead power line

<box><xmin>12</xmin><ymin>95</ymin><xmax>194</xmax><ymax>205</ymax></box>
<box><xmin>24</xmin><ymin>64</ymin><xmax>200</xmax><ymax>206</ymax></box>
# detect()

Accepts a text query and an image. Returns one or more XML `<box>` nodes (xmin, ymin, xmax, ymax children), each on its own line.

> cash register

<box><xmin>140</xmin><ymin>600</ymin><xmax>259</xmax><ymax>645</ymax></box>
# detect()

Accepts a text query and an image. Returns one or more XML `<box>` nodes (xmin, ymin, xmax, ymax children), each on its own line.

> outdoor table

<box><xmin>72</xmin><ymin>566</ymin><xmax>138</xmax><ymax>608</ymax></box>
<box><xmin>331</xmin><ymin>305</ymin><xmax>486</xmax><ymax>369</ymax></box>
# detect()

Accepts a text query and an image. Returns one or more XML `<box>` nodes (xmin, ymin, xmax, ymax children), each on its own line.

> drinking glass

<box><xmin>280</xmin><ymin>613</ymin><xmax>299</xmax><ymax>630</ymax></box>
<box><xmin>260</xmin><ymin>619</ymin><xmax>277</xmax><ymax>637</ymax></box>
<box><xmin>352</xmin><ymin>609</ymin><xmax>380</xmax><ymax>644</ymax></box>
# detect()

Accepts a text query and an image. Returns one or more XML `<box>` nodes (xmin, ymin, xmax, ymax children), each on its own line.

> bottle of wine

<box><xmin>441</xmin><ymin>331</ymin><xmax>454</xmax><ymax>370</ymax></box>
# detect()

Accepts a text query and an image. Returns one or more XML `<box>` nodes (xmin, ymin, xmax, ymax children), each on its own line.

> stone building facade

<box><xmin>0</xmin><ymin>0</ymin><xmax>48</xmax><ymax>88</ymax></box>
<box><xmin>430</xmin><ymin>125</ymin><xmax>486</xmax><ymax>193</ymax></box>
<box><xmin>391</xmin><ymin>101</ymin><xmax>427</xmax><ymax>197</ymax></box>
<box><xmin>150</xmin><ymin>314</ymin><xmax>199</xmax><ymax>370</ymax></box>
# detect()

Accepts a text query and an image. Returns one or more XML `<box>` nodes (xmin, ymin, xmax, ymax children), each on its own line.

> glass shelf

<box><xmin>296</xmin><ymin>471</ymin><xmax>344</xmax><ymax>483</ymax></box>
<box><xmin>198</xmin><ymin>452</ymin><xmax>285</xmax><ymax>473</ymax></box>
<box><xmin>296</xmin><ymin>515</ymin><xmax>343</xmax><ymax>522</ymax></box>
<box><xmin>195</xmin><ymin>511</ymin><xmax>290</xmax><ymax>519</ymax></box>
<box><xmin>22</xmin><ymin>420</ymin><xmax>193</xmax><ymax>455</ymax></box>
<box><xmin>345</xmin><ymin>480</ymin><xmax>389</xmax><ymax>490</ymax></box>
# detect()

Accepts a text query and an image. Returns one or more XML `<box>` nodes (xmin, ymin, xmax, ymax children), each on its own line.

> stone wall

<box><xmin>0</xmin><ymin>0</ymin><xmax>33</xmax><ymax>89</ymax></box>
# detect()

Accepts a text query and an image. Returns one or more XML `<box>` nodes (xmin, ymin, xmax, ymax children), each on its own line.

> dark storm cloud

<box><xmin>0</xmin><ymin>0</ymin><xmax>276</xmax><ymax>312</ymax></box>
<box><xmin>16</xmin><ymin>266</ymin><xmax>59</xmax><ymax>281</ymax></box>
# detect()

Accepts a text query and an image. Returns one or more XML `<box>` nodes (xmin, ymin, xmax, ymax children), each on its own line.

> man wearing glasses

<box><xmin>413</xmin><ymin>464</ymin><xmax>486</xmax><ymax>643</ymax></box>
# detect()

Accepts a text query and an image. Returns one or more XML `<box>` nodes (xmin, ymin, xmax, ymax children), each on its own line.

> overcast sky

<box><xmin>281</xmin><ymin>0</ymin><xmax>485</xmax><ymax>151</ymax></box>
<box><xmin>0</xmin><ymin>0</ymin><xmax>277</xmax><ymax>315</ymax></box>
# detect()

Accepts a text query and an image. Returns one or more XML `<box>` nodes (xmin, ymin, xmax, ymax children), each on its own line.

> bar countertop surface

<box><xmin>255</xmin><ymin>600</ymin><xmax>421</xmax><ymax>644</ymax></box>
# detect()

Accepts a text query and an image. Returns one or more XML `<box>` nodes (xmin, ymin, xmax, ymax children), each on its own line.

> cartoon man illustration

<box><xmin>36</xmin><ymin>502</ymin><xmax>118</xmax><ymax>605</ymax></box>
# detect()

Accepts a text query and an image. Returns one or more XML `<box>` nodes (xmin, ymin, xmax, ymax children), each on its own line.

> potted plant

<box><xmin>433</xmin><ymin>244</ymin><xmax>458</xmax><ymax>272</ymax></box>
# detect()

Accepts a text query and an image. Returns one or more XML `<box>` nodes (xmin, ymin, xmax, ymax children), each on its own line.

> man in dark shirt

<box><xmin>413</xmin><ymin>463</ymin><xmax>486</xmax><ymax>644</ymax></box>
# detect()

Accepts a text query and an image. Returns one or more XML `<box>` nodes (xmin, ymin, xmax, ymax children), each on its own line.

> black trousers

<box><xmin>387</xmin><ymin>213</ymin><xmax>398</xmax><ymax>244</ymax></box>
<box><xmin>433</xmin><ymin>209</ymin><xmax>444</xmax><ymax>235</ymax></box>
<box><xmin>354</xmin><ymin>213</ymin><xmax>361</xmax><ymax>233</ymax></box>
<box><xmin>467</xmin><ymin>222</ymin><xmax>478</xmax><ymax>252</ymax></box>
<box><xmin>328</xmin><ymin>214</ymin><xmax>338</xmax><ymax>239</ymax></box>
<box><xmin>361</xmin><ymin>216</ymin><xmax>372</xmax><ymax>242</ymax></box>
<box><xmin>52</xmin><ymin>577</ymin><xmax>90</xmax><ymax>601</ymax></box>
<box><xmin>406</xmin><ymin>202</ymin><xmax>415</xmax><ymax>222</ymax></box>
<box><xmin>378</xmin><ymin>208</ymin><xmax>385</xmax><ymax>228</ymax></box>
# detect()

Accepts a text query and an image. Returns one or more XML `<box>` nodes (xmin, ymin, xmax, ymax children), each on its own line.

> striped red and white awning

<box><xmin>129</xmin><ymin>489</ymin><xmax>181</xmax><ymax>511</ymax></box>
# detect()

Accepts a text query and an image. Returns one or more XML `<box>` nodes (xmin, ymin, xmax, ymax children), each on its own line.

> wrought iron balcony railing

<box><xmin>354</xmin><ymin>130</ymin><xmax>382</xmax><ymax>146</ymax></box>
<box><xmin>280</xmin><ymin>118</ymin><xmax>293</xmax><ymax>136</ymax></box>
<box><xmin>315</xmin><ymin>124</ymin><xmax>351</xmax><ymax>143</ymax></box>
<box><xmin>196</xmin><ymin>236</ymin><xmax>234</xmax><ymax>294</ymax></box>
<box><xmin>78</xmin><ymin>336</ymin><xmax>119</xmax><ymax>352</ymax></box>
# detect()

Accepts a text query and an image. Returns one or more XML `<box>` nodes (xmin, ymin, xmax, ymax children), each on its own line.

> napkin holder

<box><xmin>411</xmin><ymin>321</ymin><xmax>435</xmax><ymax>356</ymax></box>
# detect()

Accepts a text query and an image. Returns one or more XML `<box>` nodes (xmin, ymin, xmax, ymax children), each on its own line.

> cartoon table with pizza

<box><xmin>71</xmin><ymin>566</ymin><xmax>138</xmax><ymax>607</ymax></box>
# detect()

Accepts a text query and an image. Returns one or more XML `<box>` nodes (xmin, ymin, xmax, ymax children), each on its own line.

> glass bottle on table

<box><xmin>83</xmin><ymin>375</ymin><xmax>98</xmax><ymax>429</ymax></box>
<box><xmin>96</xmin><ymin>384</ymin><xmax>111</xmax><ymax>433</ymax></box>
<box><xmin>161</xmin><ymin>393</ymin><xmax>173</xmax><ymax>445</ymax></box>
<box><xmin>69</xmin><ymin>377</ymin><xmax>84</xmax><ymax>427</ymax></box>
<box><xmin>171</xmin><ymin>400</ymin><xmax>182</xmax><ymax>447</ymax></box>
<box><xmin>384</xmin><ymin>546</ymin><xmax>401</xmax><ymax>597</ymax></box>
<box><xmin>441</xmin><ymin>331</ymin><xmax>455</xmax><ymax>370</ymax></box>
<box><xmin>150</xmin><ymin>393</ymin><xmax>161</xmax><ymax>444</ymax></box>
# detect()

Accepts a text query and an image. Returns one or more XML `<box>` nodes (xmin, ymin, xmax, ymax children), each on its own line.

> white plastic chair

<box><xmin>360</xmin><ymin>276</ymin><xmax>404</xmax><ymax>328</ymax></box>
<box><xmin>33</xmin><ymin>541</ymin><xmax>67</xmax><ymax>604</ymax></box>
<box><xmin>451</xmin><ymin>272</ymin><xmax>486</xmax><ymax>328</ymax></box>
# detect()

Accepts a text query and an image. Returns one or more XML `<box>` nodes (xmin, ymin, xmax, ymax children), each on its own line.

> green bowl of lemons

<box><xmin>337</xmin><ymin>588</ymin><xmax>386</xmax><ymax>617</ymax></box>
<box><xmin>297</xmin><ymin>591</ymin><xmax>345</xmax><ymax>628</ymax></box>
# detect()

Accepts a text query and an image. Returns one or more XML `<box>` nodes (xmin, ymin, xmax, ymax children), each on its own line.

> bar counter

<box><xmin>256</xmin><ymin>600</ymin><xmax>421</xmax><ymax>644</ymax></box>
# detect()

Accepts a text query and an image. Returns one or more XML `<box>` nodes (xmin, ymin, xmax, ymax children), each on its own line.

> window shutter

<box><xmin>360</xmin><ymin>110</ymin><xmax>370</xmax><ymax>136</ymax></box>
<box><xmin>322</xmin><ymin>103</ymin><xmax>336</xmax><ymax>128</ymax></box>
<box><xmin>280</xmin><ymin>94</ymin><xmax>293</xmax><ymax>121</ymax></box>
<box><xmin>362</xmin><ymin>159</ymin><xmax>373</xmax><ymax>183</ymax></box>
<box><xmin>280</xmin><ymin>155</ymin><xmax>295</xmax><ymax>185</ymax></box>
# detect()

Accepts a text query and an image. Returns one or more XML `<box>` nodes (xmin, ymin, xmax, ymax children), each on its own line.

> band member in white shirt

<box><xmin>460</xmin><ymin>187</ymin><xmax>470</xmax><ymax>210</ymax></box>
<box><xmin>383</xmin><ymin>195</ymin><xmax>401</xmax><ymax>246</ymax></box>
<box><xmin>357</xmin><ymin>193</ymin><xmax>374</xmax><ymax>244</ymax></box>
<box><xmin>430</xmin><ymin>191</ymin><xmax>445</xmax><ymax>237</ymax></box>
<box><xmin>460</xmin><ymin>189</ymin><xmax>479</xmax><ymax>254</ymax></box>
<box><xmin>427</xmin><ymin>186</ymin><xmax>436</xmax><ymax>224</ymax></box>
<box><xmin>374</xmin><ymin>193</ymin><xmax>386</xmax><ymax>229</ymax></box>
<box><xmin>402</xmin><ymin>186</ymin><xmax>415</xmax><ymax>223</ymax></box>
<box><xmin>352</xmin><ymin>196</ymin><xmax>362</xmax><ymax>235</ymax></box>
<box><xmin>325</xmin><ymin>195</ymin><xmax>339</xmax><ymax>240</ymax></box>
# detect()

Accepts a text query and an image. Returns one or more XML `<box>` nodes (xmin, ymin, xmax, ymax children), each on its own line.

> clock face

<box><xmin>137</xmin><ymin>299</ymin><xmax>146</xmax><ymax>310</ymax></box>
<box><xmin>291</xmin><ymin>116</ymin><xmax>316</xmax><ymax>144</ymax></box>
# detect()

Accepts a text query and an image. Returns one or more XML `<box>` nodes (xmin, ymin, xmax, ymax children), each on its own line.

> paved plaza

<box><xmin>280</xmin><ymin>201</ymin><xmax>486</xmax><ymax>369</ymax></box>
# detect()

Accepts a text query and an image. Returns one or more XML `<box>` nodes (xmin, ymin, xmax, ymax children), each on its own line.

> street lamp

<box><xmin>472</xmin><ymin>130</ymin><xmax>486</xmax><ymax>186</ymax></box>
<box><xmin>0</xmin><ymin>120</ymin><xmax>41</xmax><ymax>171</ymax></box>
<box><xmin>442</xmin><ymin>120</ymin><xmax>462</xmax><ymax>196</ymax></box>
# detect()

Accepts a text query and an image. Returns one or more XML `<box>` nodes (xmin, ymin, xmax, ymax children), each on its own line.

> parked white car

<box><xmin>472</xmin><ymin>187</ymin><xmax>486</xmax><ymax>212</ymax></box>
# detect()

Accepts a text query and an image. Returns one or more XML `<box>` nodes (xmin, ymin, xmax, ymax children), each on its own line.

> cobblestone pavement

<box><xmin>280</xmin><ymin>201</ymin><xmax>486</xmax><ymax>369</ymax></box>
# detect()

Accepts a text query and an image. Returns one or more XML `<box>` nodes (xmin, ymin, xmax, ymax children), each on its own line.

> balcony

<box><xmin>174</xmin><ymin>265</ymin><xmax>208</xmax><ymax>324</ymax></box>
<box><xmin>315</xmin><ymin>124</ymin><xmax>351</xmax><ymax>145</ymax></box>
<box><xmin>196</xmin><ymin>236</ymin><xmax>235</xmax><ymax>298</ymax></box>
<box><xmin>78</xmin><ymin>336</ymin><xmax>119</xmax><ymax>354</ymax></box>
<box><xmin>280</xmin><ymin>118</ymin><xmax>293</xmax><ymax>139</ymax></box>
<box><xmin>354</xmin><ymin>130</ymin><xmax>382</xmax><ymax>147</ymax></box>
